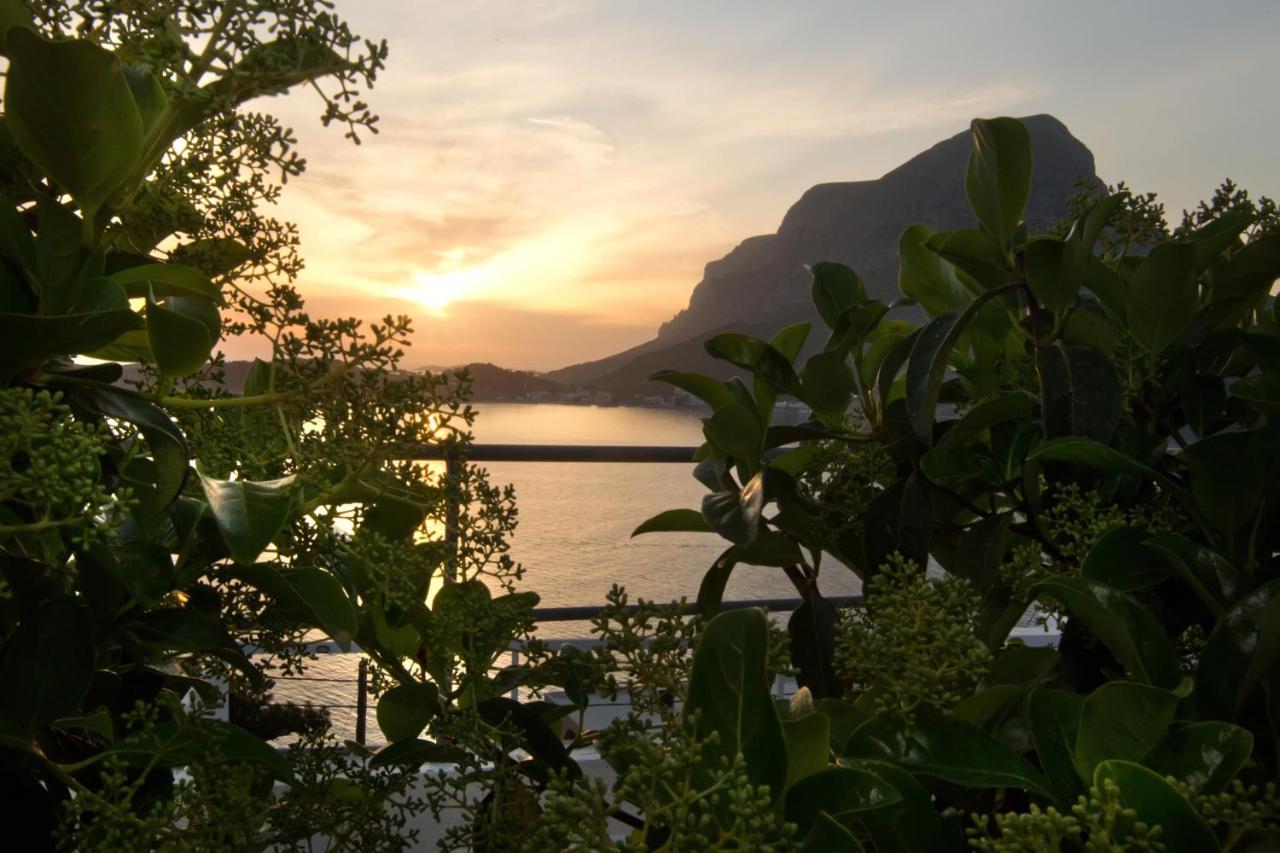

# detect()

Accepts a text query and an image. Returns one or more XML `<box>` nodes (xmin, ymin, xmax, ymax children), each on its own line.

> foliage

<box><xmin>625</xmin><ymin>114</ymin><xmax>1280</xmax><ymax>849</ymax></box>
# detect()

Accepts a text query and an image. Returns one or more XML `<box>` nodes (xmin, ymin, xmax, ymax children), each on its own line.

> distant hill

<box><xmin>459</xmin><ymin>362</ymin><xmax>569</xmax><ymax>400</ymax></box>
<box><xmin>548</xmin><ymin>114</ymin><xmax>1098</xmax><ymax>393</ymax></box>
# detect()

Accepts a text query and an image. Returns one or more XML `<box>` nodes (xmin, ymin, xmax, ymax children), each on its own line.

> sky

<box><xmin>251</xmin><ymin>0</ymin><xmax>1280</xmax><ymax>371</ymax></box>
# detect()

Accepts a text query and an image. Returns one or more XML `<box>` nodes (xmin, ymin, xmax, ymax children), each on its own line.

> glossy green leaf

<box><xmin>124</xmin><ymin>608</ymin><xmax>259</xmax><ymax>683</ymax></box>
<box><xmin>811</xmin><ymin>262</ymin><xmax>867</xmax><ymax>328</ymax></box>
<box><xmin>783</xmin><ymin>712</ymin><xmax>831</xmax><ymax>786</ymax></box>
<box><xmin>1093</xmin><ymin>761</ymin><xmax>1220</xmax><ymax>851</ymax></box>
<box><xmin>112</xmin><ymin>263</ymin><xmax>222</xmax><ymax>302</ymax></box>
<box><xmin>650</xmin><ymin>370</ymin><xmax>735</xmax><ymax>410</ymax></box>
<box><xmin>1031</xmin><ymin>576</ymin><xmax>1180</xmax><ymax>688</ymax></box>
<box><xmin>1073</xmin><ymin>681</ymin><xmax>1179</xmax><ymax>782</ymax></box>
<box><xmin>1141</xmin><ymin>534</ymin><xmax>1231</xmax><ymax>618</ymax></box>
<box><xmin>684</xmin><ymin>608</ymin><xmax>788</xmax><ymax>799</ymax></box>
<box><xmin>1081</xmin><ymin>527</ymin><xmax>1168</xmax><ymax>593</ymax></box>
<box><xmin>198</xmin><ymin>471</ymin><xmax>297</xmax><ymax>565</ymax></box>
<box><xmin>905</xmin><ymin>285</ymin><xmax>1016</xmax><ymax>443</ymax></box>
<box><xmin>788</xmin><ymin>595</ymin><xmax>842</xmax><ymax>699</ymax></box>
<box><xmin>107</xmin><ymin>719</ymin><xmax>293</xmax><ymax>782</ymax></box>
<box><xmin>4</xmin><ymin>29</ymin><xmax>142</xmax><ymax>215</ymax></box>
<box><xmin>631</xmin><ymin>508</ymin><xmax>713</xmax><ymax>537</ymax></box>
<box><xmin>800</xmin><ymin>346</ymin><xmax>855</xmax><ymax>415</ymax></box>
<box><xmin>1181</xmin><ymin>430</ymin><xmax>1264</xmax><ymax>535</ymax></box>
<box><xmin>705</xmin><ymin>333</ymin><xmax>801</xmax><ymax>396</ymax></box>
<box><xmin>927</xmin><ymin>227</ymin><xmax>1012</xmax><ymax>288</ymax></box>
<box><xmin>147</xmin><ymin>299</ymin><xmax>214</xmax><ymax>377</ymax></box>
<box><xmin>845</xmin><ymin>715</ymin><xmax>1052</xmax><ymax>797</ymax></box>
<box><xmin>800</xmin><ymin>812</ymin><xmax>865</xmax><ymax>852</ymax></box>
<box><xmin>1027</xmin><ymin>688</ymin><xmax>1086</xmax><ymax>806</ymax></box>
<box><xmin>1195</xmin><ymin>579</ymin><xmax>1280</xmax><ymax>719</ymax></box>
<box><xmin>700</xmin><ymin>470</ymin><xmax>764</xmax><ymax>546</ymax></box>
<box><xmin>898</xmin><ymin>223</ymin><xmax>968</xmax><ymax>317</ymax></box>
<box><xmin>1036</xmin><ymin>342</ymin><xmax>1121</xmax><ymax>442</ymax></box>
<box><xmin>784</xmin><ymin>767</ymin><xmax>901</xmax><ymax>839</ymax></box>
<box><xmin>965</xmin><ymin>117</ymin><xmax>1032</xmax><ymax>248</ymax></box>
<box><xmin>703</xmin><ymin>402</ymin><xmax>762</xmax><ymax>461</ymax></box>
<box><xmin>1142</xmin><ymin>722</ymin><xmax>1252</xmax><ymax>795</ymax></box>
<box><xmin>732</xmin><ymin>530</ymin><xmax>802</xmax><ymax>567</ymax></box>
<box><xmin>0</xmin><ymin>309</ymin><xmax>142</xmax><ymax>382</ymax></box>
<box><xmin>696</xmin><ymin>548</ymin><xmax>737</xmax><ymax>617</ymax></box>
<box><xmin>1125</xmin><ymin>241</ymin><xmax>1198</xmax><ymax>352</ymax></box>
<box><xmin>1068</xmin><ymin>191</ymin><xmax>1128</xmax><ymax>251</ymax></box>
<box><xmin>1027</xmin><ymin>437</ymin><xmax>1172</xmax><ymax>487</ymax></box>
<box><xmin>850</xmin><ymin>759</ymin><xmax>948</xmax><ymax>853</ymax></box>
<box><xmin>121</xmin><ymin>64</ymin><xmax>168</xmax><ymax>134</ymax></box>
<box><xmin>377</xmin><ymin>682</ymin><xmax>438</xmax><ymax>743</ymax></box>
<box><xmin>369</xmin><ymin>737</ymin><xmax>467</xmax><ymax>769</ymax></box>
<box><xmin>1025</xmin><ymin>236</ymin><xmax>1085</xmax><ymax>316</ymax></box>
<box><xmin>76</xmin><ymin>384</ymin><xmax>188</xmax><ymax>511</ymax></box>
<box><xmin>1207</xmin><ymin>233</ymin><xmax>1280</xmax><ymax>326</ymax></box>
<box><xmin>770</xmin><ymin>322</ymin><xmax>812</xmax><ymax>361</ymax></box>
<box><xmin>0</xmin><ymin>598</ymin><xmax>93</xmax><ymax>731</ymax></box>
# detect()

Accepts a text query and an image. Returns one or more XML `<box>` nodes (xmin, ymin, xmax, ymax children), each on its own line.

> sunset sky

<box><xmin>257</xmin><ymin>0</ymin><xmax>1280</xmax><ymax>371</ymax></box>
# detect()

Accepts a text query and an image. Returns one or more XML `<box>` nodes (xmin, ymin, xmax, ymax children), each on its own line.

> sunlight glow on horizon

<box><xmin>246</xmin><ymin>0</ymin><xmax>1280</xmax><ymax>372</ymax></box>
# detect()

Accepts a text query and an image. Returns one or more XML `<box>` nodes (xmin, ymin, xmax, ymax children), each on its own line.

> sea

<box><xmin>269</xmin><ymin>402</ymin><xmax>864</xmax><ymax>741</ymax></box>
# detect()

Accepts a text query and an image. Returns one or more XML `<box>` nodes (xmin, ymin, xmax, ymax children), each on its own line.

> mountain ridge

<box><xmin>547</xmin><ymin>114</ymin><xmax>1097</xmax><ymax>390</ymax></box>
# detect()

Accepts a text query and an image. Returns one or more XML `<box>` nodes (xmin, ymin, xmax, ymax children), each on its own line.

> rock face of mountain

<box><xmin>548</xmin><ymin>115</ymin><xmax>1097</xmax><ymax>390</ymax></box>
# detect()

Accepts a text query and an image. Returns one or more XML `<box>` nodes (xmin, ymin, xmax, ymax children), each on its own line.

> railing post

<box><xmin>355</xmin><ymin>657</ymin><xmax>368</xmax><ymax>745</ymax></box>
<box><xmin>443</xmin><ymin>445</ymin><xmax>461</xmax><ymax>583</ymax></box>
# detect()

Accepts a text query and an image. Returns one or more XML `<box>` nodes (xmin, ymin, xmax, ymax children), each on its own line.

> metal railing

<box><xmin>264</xmin><ymin>441</ymin><xmax>867</xmax><ymax>744</ymax></box>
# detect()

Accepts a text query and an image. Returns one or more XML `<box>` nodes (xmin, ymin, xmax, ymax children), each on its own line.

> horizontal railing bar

<box><xmin>409</xmin><ymin>444</ymin><xmax>700</xmax><ymax>463</ymax></box>
<box><xmin>530</xmin><ymin>596</ymin><xmax>862</xmax><ymax>623</ymax></box>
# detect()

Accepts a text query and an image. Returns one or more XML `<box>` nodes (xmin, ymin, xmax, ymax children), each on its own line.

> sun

<box><xmin>409</xmin><ymin>267</ymin><xmax>486</xmax><ymax>316</ymax></box>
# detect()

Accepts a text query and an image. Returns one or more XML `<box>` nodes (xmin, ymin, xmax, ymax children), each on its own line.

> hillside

<box><xmin>548</xmin><ymin>114</ymin><xmax>1097</xmax><ymax>392</ymax></box>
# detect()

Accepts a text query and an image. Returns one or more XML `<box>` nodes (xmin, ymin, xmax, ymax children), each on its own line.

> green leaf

<box><xmin>851</xmin><ymin>759</ymin><xmax>948</xmax><ymax>853</ymax></box>
<box><xmin>1025</xmin><ymin>236</ymin><xmax>1085</xmax><ymax>316</ymax></box>
<box><xmin>121</xmin><ymin>65</ymin><xmax>168</xmax><ymax>134</ymax></box>
<box><xmin>377</xmin><ymin>682</ymin><xmax>439</xmax><ymax>743</ymax></box>
<box><xmin>784</xmin><ymin>767</ymin><xmax>901</xmax><ymax>839</ymax></box>
<box><xmin>696</xmin><ymin>548</ymin><xmax>737</xmax><ymax>617</ymax></box>
<box><xmin>800</xmin><ymin>346</ymin><xmax>855</xmax><ymax>415</ymax></box>
<box><xmin>684</xmin><ymin>608</ymin><xmax>788</xmax><ymax>800</ymax></box>
<box><xmin>905</xmin><ymin>285</ymin><xmax>1017</xmax><ymax>443</ymax></box>
<box><xmin>631</xmin><ymin>508</ymin><xmax>713</xmax><ymax>537</ymax></box>
<box><xmin>1081</xmin><ymin>527</ymin><xmax>1168</xmax><ymax>593</ymax></box>
<box><xmin>898</xmin><ymin>223</ymin><xmax>968</xmax><ymax>317</ymax></box>
<box><xmin>1181</xmin><ymin>430</ymin><xmax>1264</xmax><ymax>535</ymax></box>
<box><xmin>1207</xmin><ymin>233</ymin><xmax>1280</xmax><ymax>326</ymax></box>
<box><xmin>811</xmin><ymin>262</ymin><xmax>867</xmax><ymax>328</ymax></box>
<box><xmin>147</xmin><ymin>299</ymin><xmax>214</xmax><ymax>377</ymax></box>
<box><xmin>1092</xmin><ymin>761</ymin><xmax>1220</xmax><ymax>851</ymax></box>
<box><xmin>107</xmin><ymin>720</ymin><xmax>293</xmax><ymax>782</ymax></box>
<box><xmin>124</xmin><ymin>608</ymin><xmax>258</xmax><ymax>683</ymax></box>
<box><xmin>927</xmin><ymin>228</ymin><xmax>1013</xmax><ymax>288</ymax></box>
<box><xmin>0</xmin><ymin>2</ymin><xmax>33</xmax><ymax>56</ymax></box>
<box><xmin>965</xmin><ymin>117</ymin><xmax>1032</xmax><ymax>248</ymax></box>
<box><xmin>783</xmin><ymin>712</ymin><xmax>831</xmax><ymax>786</ymax></box>
<box><xmin>1028</xmin><ymin>437</ymin><xmax>1172</xmax><ymax>487</ymax></box>
<box><xmin>705</xmin><ymin>333</ymin><xmax>801</xmax><ymax>396</ymax></box>
<box><xmin>1027</xmin><ymin>688</ymin><xmax>1086</xmax><ymax>807</ymax></box>
<box><xmin>845</xmin><ymin>715</ymin><xmax>1052</xmax><ymax>798</ymax></box>
<box><xmin>1073</xmin><ymin>681</ymin><xmax>1179</xmax><ymax>782</ymax></box>
<box><xmin>0</xmin><ymin>309</ymin><xmax>142</xmax><ymax>382</ymax></box>
<box><xmin>1142</xmin><ymin>722</ymin><xmax>1252</xmax><ymax>795</ymax></box>
<box><xmin>1142</xmin><ymin>534</ymin><xmax>1232</xmax><ymax>619</ymax></box>
<box><xmin>369</xmin><ymin>738</ymin><xmax>467</xmax><ymax>769</ymax></box>
<box><xmin>650</xmin><ymin>370</ymin><xmax>735</xmax><ymax>410</ymax></box>
<box><xmin>788</xmin><ymin>595</ymin><xmax>842</xmax><ymax>699</ymax></box>
<box><xmin>1125</xmin><ymin>242</ymin><xmax>1198</xmax><ymax>352</ymax></box>
<box><xmin>700</xmin><ymin>470</ymin><xmax>765</xmax><ymax>546</ymax></box>
<box><xmin>771</xmin><ymin>322</ymin><xmax>812</xmax><ymax>361</ymax></box>
<box><xmin>800</xmin><ymin>813</ymin><xmax>865</xmax><ymax>852</ymax></box>
<box><xmin>1036</xmin><ymin>343</ymin><xmax>1122</xmax><ymax>442</ymax></box>
<box><xmin>4</xmin><ymin>29</ymin><xmax>142</xmax><ymax>215</ymax></box>
<box><xmin>1195</xmin><ymin>579</ymin><xmax>1280</xmax><ymax>719</ymax></box>
<box><xmin>732</xmin><ymin>530</ymin><xmax>802</xmax><ymax>567</ymax></box>
<box><xmin>0</xmin><ymin>597</ymin><xmax>93</xmax><ymax>732</ymax></box>
<box><xmin>937</xmin><ymin>392</ymin><xmax>1036</xmax><ymax>450</ymax></box>
<box><xmin>76</xmin><ymin>384</ymin><xmax>187</xmax><ymax>511</ymax></box>
<box><xmin>112</xmin><ymin>263</ymin><xmax>222</xmax><ymax>302</ymax></box>
<box><xmin>198</xmin><ymin>471</ymin><xmax>297</xmax><ymax>565</ymax></box>
<box><xmin>1031</xmin><ymin>576</ymin><xmax>1181</xmax><ymax>688</ymax></box>
<box><xmin>1068</xmin><ymin>191</ymin><xmax>1128</xmax><ymax>251</ymax></box>
<box><xmin>703</xmin><ymin>402</ymin><xmax>763</xmax><ymax>462</ymax></box>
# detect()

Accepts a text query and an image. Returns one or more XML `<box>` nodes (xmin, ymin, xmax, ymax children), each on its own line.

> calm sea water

<box><xmin>271</xmin><ymin>403</ymin><xmax>863</xmax><ymax>739</ymax></box>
